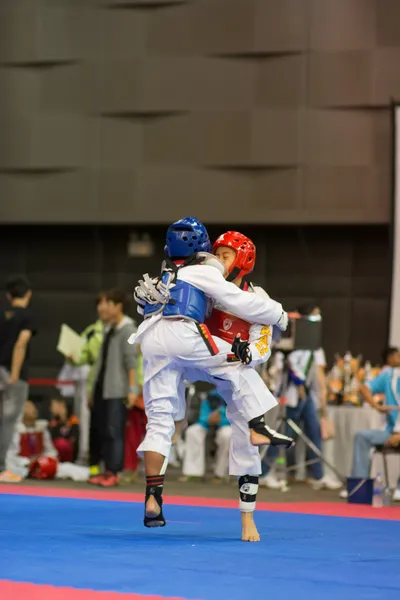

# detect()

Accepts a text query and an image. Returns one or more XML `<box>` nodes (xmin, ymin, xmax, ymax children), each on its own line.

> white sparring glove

<box><xmin>276</xmin><ymin>310</ymin><xmax>288</xmax><ymax>332</ymax></box>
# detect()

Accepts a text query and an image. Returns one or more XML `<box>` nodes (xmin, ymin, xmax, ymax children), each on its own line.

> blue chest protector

<box><xmin>143</xmin><ymin>265</ymin><xmax>207</xmax><ymax>323</ymax></box>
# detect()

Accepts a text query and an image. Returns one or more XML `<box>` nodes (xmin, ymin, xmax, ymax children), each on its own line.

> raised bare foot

<box><xmin>250</xmin><ymin>429</ymin><xmax>271</xmax><ymax>447</ymax></box>
<box><xmin>241</xmin><ymin>512</ymin><xmax>260</xmax><ymax>542</ymax></box>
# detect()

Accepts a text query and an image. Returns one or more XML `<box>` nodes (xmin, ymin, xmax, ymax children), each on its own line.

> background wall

<box><xmin>0</xmin><ymin>224</ymin><xmax>391</xmax><ymax>377</ymax></box>
<box><xmin>1</xmin><ymin>0</ymin><xmax>399</xmax><ymax>224</ymax></box>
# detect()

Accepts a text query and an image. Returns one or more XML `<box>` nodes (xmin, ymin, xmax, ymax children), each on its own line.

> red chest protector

<box><xmin>205</xmin><ymin>282</ymin><xmax>251</xmax><ymax>344</ymax></box>
<box><xmin>19</xmin><ymin>431</ymin><xmax>44</xmax><ymax>459</ymax></box>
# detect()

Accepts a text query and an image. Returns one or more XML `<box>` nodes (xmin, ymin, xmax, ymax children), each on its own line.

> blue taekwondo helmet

<box><xmin>165</xmin><ymin>217</ymin><xmax>212</xmax><ymax>259</ymax></box>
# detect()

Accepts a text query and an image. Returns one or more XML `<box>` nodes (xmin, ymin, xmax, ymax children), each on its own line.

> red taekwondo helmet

<box><xmin>29</xmin><ymin>456</ymin><xmax>58</xmax><ymax>480</ymax></box>
<box><xmin>213</xmin><ymin>231</ymin><xmax>256</xmax><ymax>282</ymax></box>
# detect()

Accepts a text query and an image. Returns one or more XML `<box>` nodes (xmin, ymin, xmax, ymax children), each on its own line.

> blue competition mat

<box><xmin>0</xmin><ymin>493</ymin><xmax>399</xmax><ymax>600</ymax></box>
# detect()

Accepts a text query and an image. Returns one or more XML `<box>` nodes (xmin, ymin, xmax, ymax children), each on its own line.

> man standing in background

<box><xmin>260</xmin><ymin>304</ymin><xmax>340</xmax><ymax>490</ymax></box>
<box><xmin>0</xmin><ymin>276</ymin><xmax>36</xmax><ymax>471</ymax></box>
<box><xmin>67</xmin><ymin>292</ymin><xmax>110</xmax><ymax>470</ymax></box>
<box><xmin>88</xmin><ymin>289</ymin><xmax>138</xmax><ymax>487</ymax></box>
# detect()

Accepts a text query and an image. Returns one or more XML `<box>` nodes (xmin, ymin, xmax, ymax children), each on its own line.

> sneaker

<box><xmin>393</xmin><ymin>488</ymin><xmax>400</xmax><ymax>502</ymax></box>
<box><xmin>88</xmin><ymin>472</ymin><xmax>105</xmax><ymax>485</ymax></box>
<box><xmin>119</xmin><ymin>470</ymin><xmax>138</xmax><ymax>485</ymax></box>
<box><xmin>211</xmin><ymin>477</ymin><xmax>225</xmax><ymax>484</ymax></box>
<box><xmin>178</xmin><ymin>475</ymin><xmax>202</xmax><ymax>483</ymax></box>
<box><xmin>98</xmin><ymin>472</ymin><xmax>120</xmax><ymax>487</ymax></box>
<box><xmin>0</xmin><ymin>470</ymin><xmax>22</xmax><ymax>483</ymax></box>
<box><xmin>310</xmin><ymin>475</ymin><xmax>343</xmax><ymax>491</ymax></box>
<box><xmin>259</xmin><ymin>474</ymin><xmax>286</xmax><ymax>490</ymax></box>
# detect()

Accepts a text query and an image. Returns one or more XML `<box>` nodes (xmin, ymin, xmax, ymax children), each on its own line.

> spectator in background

<box><xmin>49</xmin><ymin>398</ymin><xmax>80</xmax><ymax>463</ymax></box>
<box><xmin>0</xmin><ymin>276</ymin><xmax>36</xmax><ymax>471</ymax></box>
<box><xmin>343</xmin><ymin>359</ymin><xmax>400</xmax><ymax>502</ymax></box>
<box><xmin>73</xmin><ymin>292</ymin><xmax>110</xmax><ymax>401</ymax></box>
<box><xmin>88</xmin><ymin>289</ymin><xmax>138</xmax><ymax>487</ymax></box>
<box><xmin>121</xmin><ymin>350</ymin><xmax>146</xmax><ymax>484</ymax></box>
<box><xmin>181</xmin><ymin>390</ymin><xmax>231</xmax><ymax>482</ymax></box>
<box><xmin>1</xmin><ymin>400</ymin><xmax>89</xmax><ymax>483</ymax></box>
<box><xmin>260</xmin><ymin>303</ymin><xmax>340</xmax><ymax>490</ymax></box>
<box><xmin>69</xmin><ymin>292</ymin><xmax>110</xmax><ymax>470</ymax></box>
<box><xmin>381</xmin><ymin>347</ymin><xmax>400</xmax><ymax>371</ymax></box>
<box><xmin>1</xmin><ymin>400</ymin><xmax>57</xmax><ymax>482</ymax></box>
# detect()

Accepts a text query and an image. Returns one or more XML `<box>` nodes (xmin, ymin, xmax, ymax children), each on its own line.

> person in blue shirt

<box><xmin>182</xmin><ymin>391</ymin><xmax>231</xmax><ymax>481</ymax></box>
<box><xmin>350</xmin><ymin>365</ymin><xmax>400</xmax><ymax>498</ymax></box>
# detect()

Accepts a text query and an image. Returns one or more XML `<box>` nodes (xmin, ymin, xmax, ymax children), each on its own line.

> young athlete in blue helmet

<box><xmin>130</xmin><ymin>217</ymin><xmax>292</xmax><ymax>528</ymax></box>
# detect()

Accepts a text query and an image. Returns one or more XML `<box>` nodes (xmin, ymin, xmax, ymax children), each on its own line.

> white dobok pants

<box><xmin>182</xmin><ymin>424</ymin><xmax>231</xmax><ymax>478</ymax></box>
<box><xmin>136</xmin><ymin>318</ymin><xmax>276</xmax><ymax>475</ymax></box>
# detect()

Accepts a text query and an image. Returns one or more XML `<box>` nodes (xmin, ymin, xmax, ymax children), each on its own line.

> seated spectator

<box><xmin>49</xmin><ymin>398</ymin><xmax>80</xmax><ymax>463</ymax></box>
<box><xmin>381</xmin><ymin>347</ymin><xmax>400</xmax><ymax>372</ymax></box>
<box><xmin>1</xmin><ymin>400</ymin><xmax>57</xmax><ymax>481</ymax></box>
<box><xmin>0</xmin><ymin>400</ymin><xmax>89</xmax><ymax>483</ymax></box>
<box><xmin>181</xmin><ymin>391</ymin><xmax>231</xmax><ymax>482</ymax></box>
<box><xmin>347</xmin><ymin>358</ymin><xmax>400</xmax><ymax>501</ymax></box>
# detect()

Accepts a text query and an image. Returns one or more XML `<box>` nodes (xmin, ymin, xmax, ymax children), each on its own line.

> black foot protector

<box><xmin>248</xmin><ymin>415</ymin><xmax>295</xmax><ymax>448</ymax></box>
<box><xmin>144</xmin><ymin>476</ymin><xmax>166</xmax><ymax>528</ymax></box>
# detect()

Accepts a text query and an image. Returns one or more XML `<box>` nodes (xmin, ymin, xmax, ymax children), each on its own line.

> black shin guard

<box><xmin>248</xmin><ymin>415</ymin><xmax>294</xmax><ymax>448</ymax></box>
<box><xmin>238</xmin><ymin>475</ymin><xmax>259</xmax><ymax>512</ymax></box>
<box><xmin>144</xmin><ymin>475</ymin><xmax>166</xmax><ymax>528</ymax></box>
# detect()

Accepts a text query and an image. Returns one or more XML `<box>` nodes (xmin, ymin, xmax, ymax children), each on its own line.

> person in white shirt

<box><xmin>129</xmin><ymin>217</ymin><xmax>293</xmax><ymax>529</ymax></box>
<box><xmin>260</xmin><ymin>304</ymin><xmax>341</xmax><ymax>490</ymax></box>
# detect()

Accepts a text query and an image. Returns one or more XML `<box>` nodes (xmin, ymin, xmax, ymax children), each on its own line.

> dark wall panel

<box><xmin>0</xmin><ymin>224</ymin><xmax>390</xmax><ymax>378</ymax></box>
<box><xmin>1</xmin><ymin>0</ymin><xmax>399</xmax><ymax>223</ymax></box>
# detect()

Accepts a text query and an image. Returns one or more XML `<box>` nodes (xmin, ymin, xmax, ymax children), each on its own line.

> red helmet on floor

<box><xmin>29</xmin><ymin>456</ymin><xmax>58</xmax><ymax>480</ymax></box>
<box><xmin>213</xmin><ymin>231</ymin><xmax>256</xmax><ymax>281</ymax></box>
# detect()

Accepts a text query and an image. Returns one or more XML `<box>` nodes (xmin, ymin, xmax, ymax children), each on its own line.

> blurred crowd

<box><xmin>0</xmin><ymin>275</ymin><xmax>400</xmax><ymax>500</ymax></box>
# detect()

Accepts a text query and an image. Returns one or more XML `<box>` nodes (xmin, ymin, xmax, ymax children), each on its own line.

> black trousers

<box><xmin>89</xmin><ymin>390</ymin><xmax>103</xmax><ymax>467</ymax></box>
<box><xmin>90</xmin><ymin>394</ymin><xmax>127</xmax><ymax>474</ymax></box>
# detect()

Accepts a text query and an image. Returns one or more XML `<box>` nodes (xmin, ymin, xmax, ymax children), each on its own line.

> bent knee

<box><xmin>185</xmin><ymin>423</ymin><xmax>204</xmax><ymax>440</ymax></box>
<box><xmin>355</xmin><ymin>430</ymin><xmax>373</xmax><ymax>444</ymax></box>
<box><xmin>217</xmin><ymin>426</ymin><xmax>232</xmax><ymax>441</ymax></box>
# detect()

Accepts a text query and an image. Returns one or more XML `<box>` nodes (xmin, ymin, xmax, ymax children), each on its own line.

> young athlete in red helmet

<box><xmin>206</xmin><ymin>231</ymin><xmax>280</xmax><ymax>542</ymax></box>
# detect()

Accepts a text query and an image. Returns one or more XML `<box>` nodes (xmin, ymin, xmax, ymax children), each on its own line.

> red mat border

<box><xmin>0</xmin><ymin>484</ymin><xmax>399</xmax><ymax>520</ymax></box>
<box><xmin>0</xmin><ymin>581</ymin><xmax>186</xmax><ymax>600</ymax></box>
